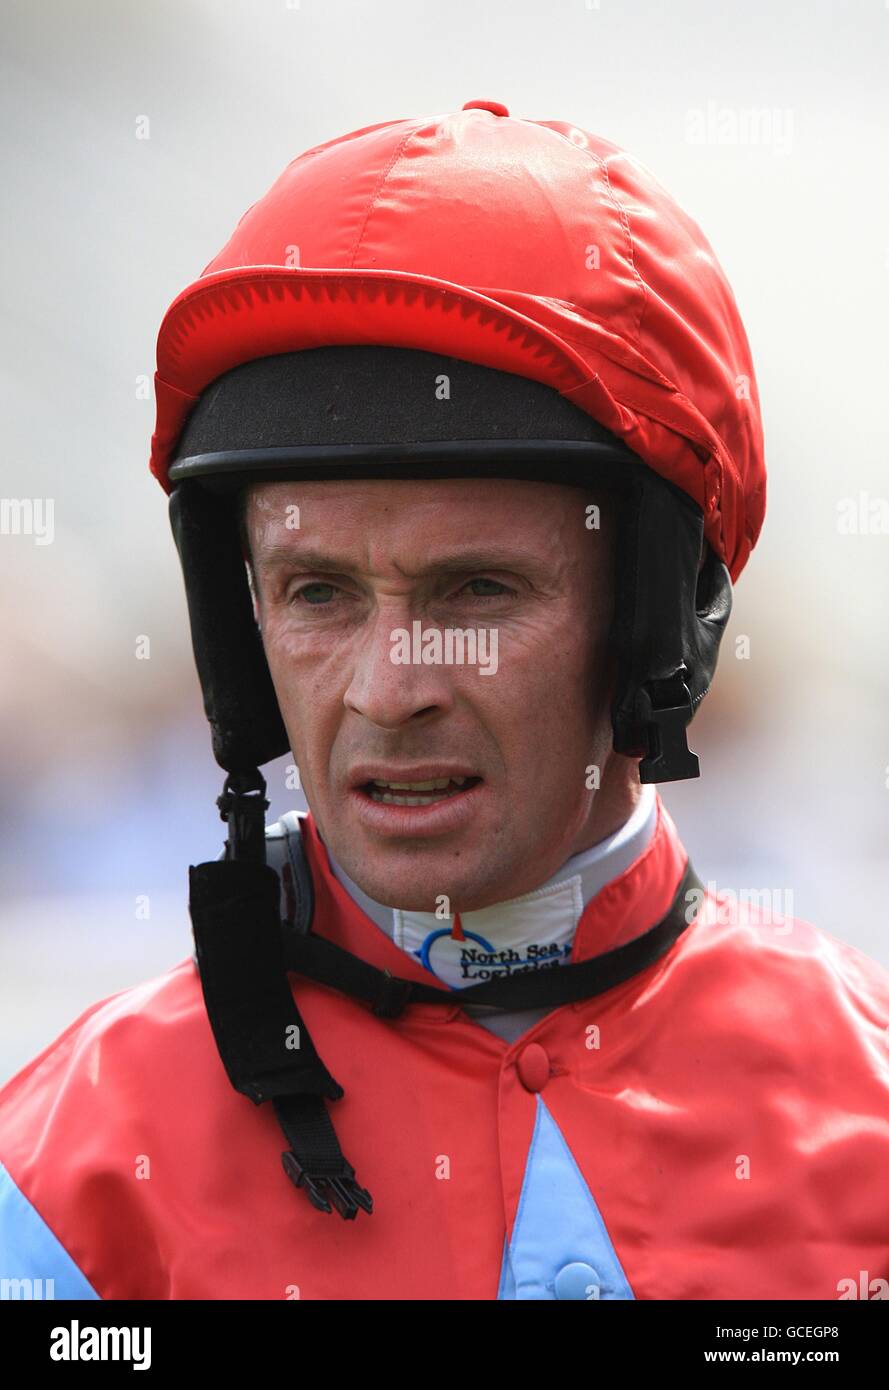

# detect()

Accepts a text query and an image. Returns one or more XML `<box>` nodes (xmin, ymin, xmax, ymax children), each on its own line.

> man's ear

<box><xmin>236</xmin><ymin>483</ymin><xmax>261</xmax><ymax>624</ymax></box>
<box><xmin>244</xmin><ymin>556</ymin><xmax>261</xmax><ymax>628</ymax></box>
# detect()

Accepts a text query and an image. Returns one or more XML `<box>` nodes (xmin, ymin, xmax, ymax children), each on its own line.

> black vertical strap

<box><xmin>275</xmin><ymin>1095</ymin><xmax>373</xmax><ymax>1219</ymax></box>
<box><xmin>188</xmin><ymin>851</ymin><xmax>374</xmax><ymax>1219</ymax></box>
<box><xmin>189</xmin><ymin>858</ymin><xmax>341</xmax><ymax>1102</ymax></box>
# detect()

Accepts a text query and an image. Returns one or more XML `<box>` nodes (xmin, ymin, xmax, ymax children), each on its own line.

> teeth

<box><xmin>378</xmin><ymin>793</ymin><xmax>441</xmax><ymax>805</ymax></box>
<box><xmin>365</xmin><ymin>776</ymin><xmax>474</xmax><ymax>806</ymax></box>
<box><xmin>372</xmin><ymin>777</ymin><xmax>458</xmax><ymax>791</ymax></box>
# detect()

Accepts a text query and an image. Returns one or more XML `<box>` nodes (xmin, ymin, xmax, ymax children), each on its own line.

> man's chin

<box><xmin>317</xmin><ymin>784</ymin><xmax>523</xmax><ymax>910</ymax></box>
<box><xmin>344</xmin><ymin>861</ymin><xmax>510</xmax><ymax>915</ymax></box>
<box><xmin>330</xmin><ymin>822</ymin><xmax>512</xmax><ymax>914</ymax></box>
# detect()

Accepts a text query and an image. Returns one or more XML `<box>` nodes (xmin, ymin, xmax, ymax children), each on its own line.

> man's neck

<box><xmin>566</xmin><ymin>765</ymin><xmax>646</xmax><ymax>859</ymax></box>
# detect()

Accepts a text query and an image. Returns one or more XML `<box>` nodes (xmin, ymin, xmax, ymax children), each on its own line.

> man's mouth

<box><xmin>360</xmin><ymin>776</ymin><xmax>482</xmax><ymax>807</ymax></box>
<box><xmin>346</xmin><ymin>766</ymin><xmax>486</xmax><ymax>836</ymax></box>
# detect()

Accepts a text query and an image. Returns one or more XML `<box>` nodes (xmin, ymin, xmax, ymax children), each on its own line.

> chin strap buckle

<box><xmin>281</xmin><ymin>1151</ymin><xmax>374</xmax><ymax>1220</ymax></box>
<box><xmin>636</xmin><ymin>676</ymin><xmax>700</xmax><ymax>783</ymax></box>
<box><xmin>217</xmin><ymin>770</ymin><xmax>270</xmax><ymax>863</ymax></box>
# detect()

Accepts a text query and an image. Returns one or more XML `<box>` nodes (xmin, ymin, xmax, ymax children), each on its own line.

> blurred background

<box><xmin>1</xmin><ymin>0</ymin><xmax>887</xmax><ymax>1082</ymax></box>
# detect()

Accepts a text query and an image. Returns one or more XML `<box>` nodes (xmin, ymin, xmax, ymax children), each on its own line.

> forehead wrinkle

<box><xmin>249</xmin><ymin>487</ymin><xmax>595</xmax><ymax>588</ymax></box>
<box><xmin>257</xmin><ymin>535</ymin><xmax>558</xmax><ymax>581</ymax></box>
<box><xmin>363</xmin><ymin>540</ymin><xmax>561</xmax><ymax>584</ymax></box>
<box><xmin>252</xmin><ymin>536</ymin><xmax>424</xmax><ymax>582</ymax></box>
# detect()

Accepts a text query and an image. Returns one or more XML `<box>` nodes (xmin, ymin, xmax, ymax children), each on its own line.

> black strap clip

<box><xmin>372</xmin><ymin>969</ymin><xmax>414</xmax><ymax>1018</ymax></box>
<box><xmin>281</xmin><ymin>1151</ymin><xmax>374</xmax><ymax>1220</ymax></box>
<box><xmin>217</xmin><ymin>770</ymin><xmax>270</xmax><ymax>863</ymax></box>
<box><xmin>636</xmin><ymin>676</ymin><xmax>700</xmax><ymax>783</ymax></box>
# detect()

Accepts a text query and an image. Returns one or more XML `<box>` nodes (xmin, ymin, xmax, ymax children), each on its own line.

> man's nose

<box><xmin>343</xmin><ymin>610</ymin><xmax>455</xmax><ymax>729</ymax></box>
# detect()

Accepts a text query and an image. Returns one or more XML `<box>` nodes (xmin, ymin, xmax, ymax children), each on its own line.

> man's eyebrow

<box><xmin>254</xmin><ymin>544</ymin><xmax>357</xmax><ymax>574</ymax></box>
<box><xmin>253</xmin><ymin>543</ymin><xmax>551</xmax><ymax>578</ymax></box>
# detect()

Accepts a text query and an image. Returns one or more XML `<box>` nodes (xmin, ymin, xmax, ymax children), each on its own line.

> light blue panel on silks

<box><xmin>0</xmin><ymin>1158</ymin><xmax>99</xmax><ymax>1300</ymax></box>
<box><xmin>498</xmin><ymin>1097</ymin><xmax>635</xmax><ymax>1300</ymax></box>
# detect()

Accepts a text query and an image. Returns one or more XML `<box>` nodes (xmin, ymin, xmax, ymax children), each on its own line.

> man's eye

<box><xmin>293</xmin><ymin>582</ymin><xmax>338</xmax><ymax>605</ymax></box>
<box><xmin>460</xmin><ymin>577</ymin><xmax>512</xmax><ymax>598</ymax></box>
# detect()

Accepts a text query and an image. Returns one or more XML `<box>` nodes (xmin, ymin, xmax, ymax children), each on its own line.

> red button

<box><xmin>462</xmin><ymin>99</ymin><xmax>510</xmax><ymax>117</ymax></box>
<box><xmin>517</xmin><ymin>1043</ymin><xmax>550</xmax><ymax>1093</ymax></box>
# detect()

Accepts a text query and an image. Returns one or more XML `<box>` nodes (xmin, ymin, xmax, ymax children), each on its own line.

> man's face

<box><xmin>245</xmin><ymin>476</ymin><xmax>628</xmax><ymax>911</ymax></box>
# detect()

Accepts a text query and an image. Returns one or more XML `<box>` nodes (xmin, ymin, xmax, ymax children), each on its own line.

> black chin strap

<box><xmin>190</xmin><ymin>775</ymin><xmax>705</xmax><ymax>1224</ymax></box>
<box><xmin>280</xmin><ymin>857</ymin><xmax>704</xmax><ymax>1015</ymax></box>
